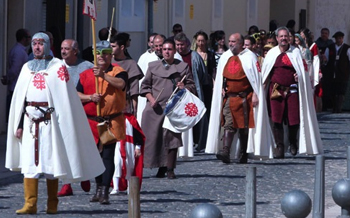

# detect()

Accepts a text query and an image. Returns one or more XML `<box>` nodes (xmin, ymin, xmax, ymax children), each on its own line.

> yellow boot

<box><xmin>16</xmin><ymin>178</ymin><xmax>38</xmax><ymax>214</ymax></box>
<box><xmin>46</xmin><ymin>179</ymin><xmax>59</xmax><ymax>214</ymax></box>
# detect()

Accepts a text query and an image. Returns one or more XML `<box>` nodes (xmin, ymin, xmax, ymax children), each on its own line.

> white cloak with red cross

<box><xmin>206</xmin><ymin>49</ymin><xmax>275</xmax><ymax>159</ymax></box>
<box><xmin>114</xmin><ymin>113</ymin><xmax>145</xmax><ymax>191</ymax></box>
<box><xmin>6</xmin><ymin>58</ymin><xmax>105</xmax><ymax>183</ymax></box>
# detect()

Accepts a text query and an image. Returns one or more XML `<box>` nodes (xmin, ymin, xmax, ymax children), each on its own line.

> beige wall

<box><xmin>257</xmin><ymin>0</ymin><xmax>271</xmax><ymax>32</ymax></box>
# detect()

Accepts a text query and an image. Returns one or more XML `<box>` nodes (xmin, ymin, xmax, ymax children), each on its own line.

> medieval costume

<box><xmin>77</xmin><ymin>40</ymin><xmax>127</xmax><ymax>204</ymax></box>
<box><xmin>262</xmin><ymin>45</ymin><xmax>323</xmax><ymax>157</ymax></box>
<box><xmin>140</xmin><ymin>59</ymin><xmax>195</xmax><ymax>178</ymax></box>
<box><xmin>206</xmin><ymin>49</ymin><xmax>274</xmax><ymax>160</ymax></box>
<box><xmin>6</xmin><ymin>32</ymin><xmax>105</xmax><ymax>214</ymax></box>
<box><xmin>114</xmin><ymin>58</ymin><xmax>144</xmax><ymax>115</ymax></box>
<box><xmin>111</xmin><ymin>113</ymin><xmax>145</xmax><ymax>194</ymax></box>
<box><xmin>57</xmin><ymin>57</ymin><xmax>94</xmax><ymax>197</ymax></box>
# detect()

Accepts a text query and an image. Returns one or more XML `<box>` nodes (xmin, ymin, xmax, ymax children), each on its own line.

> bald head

<box><xmin>153</xmin><ymin>35</ymin><xmax>166</xmax><ymax>57</ymax></box>
<box><xmin>228</xmin><ymin>33</ymin><xmax>244</xmax><ymax>55</ymax></box>
<box><xmin>61</xmin><ymin>39</ymin><xmax>79</xmax><ymax>65</ymax></box>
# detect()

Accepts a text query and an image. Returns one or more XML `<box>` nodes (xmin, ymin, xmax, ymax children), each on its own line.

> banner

<box><xmin>83</xmin><ymin>0</ymin><xmax>97</xmax><ymax>20</ymax></box>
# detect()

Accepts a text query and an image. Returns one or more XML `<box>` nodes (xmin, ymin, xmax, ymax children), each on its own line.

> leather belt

<box><xmin>226</xmin><ymin>87</ymin><xmax>253</xmax><ymax>130</ymax></box>
<box><xmin>26</xmin><ymin>101</ymin><xmax>49</xmax><ymax>107</ymax></box>
<box><xmin>25</xmin><ymin>101</ymin><xmax>53</xmax><ymax>166</ymax></box>
<box><xmin>87</xmin><ymin>112</ymin><xmax>122</xmax><ymax>123</ymax></box>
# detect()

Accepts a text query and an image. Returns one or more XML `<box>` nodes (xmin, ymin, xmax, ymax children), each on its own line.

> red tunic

<box><xmin>222</xmin><ymin>56</ymin><xmax>254</xmax><ymax>128</ymax></box>
<box><xmin>269</xmin><ymin>53</ymin><xmax>299</xmax><ymax>125</ymax></box>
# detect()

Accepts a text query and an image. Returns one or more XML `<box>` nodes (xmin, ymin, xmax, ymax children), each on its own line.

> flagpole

<box><xmin>107</xmin><ymin>7</ymin><xmax>115</xmax><ymax>42</ymax></box>
<box><xmin>91</xmin><ymin>19</ymin><xmax>100</xmax><ymax>116</ymax></box>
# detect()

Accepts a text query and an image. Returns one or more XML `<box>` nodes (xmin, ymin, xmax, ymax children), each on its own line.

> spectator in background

<box><xmin>248</xmin><ymin>25</ymin><xmax>259</xmax><ymax>35</ymax></box>
<box><xmin>210</xmin><ymin>30</ymin><xmax>228</xmax><ymax>72</ymax></box>
<box><xmin>191</xmin><ymin>30</ymin><xmax>216</xmax><ymax>118</ymax></box>
<box><xmin>315</xmin><ymin>28</ymin><xmax>335</xmax><ymax>111</ymax></box>
<box><xmin>82</xmin><ymin>27</ymin><xmax>117</xmax><ymax>62</ymax></box>
<box><xmin>6</xmin><ymin>28</ymin><xmax>31</xmax><ymax>121</ymax></box>
<box><xmin>286</xmin><ymin>19</ymin><xmax>296</xmax><ymax>31</ymax></box>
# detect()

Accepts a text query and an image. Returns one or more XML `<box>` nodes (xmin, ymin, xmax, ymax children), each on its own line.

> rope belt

<box><xmin>87</xmin><ymin>112</ymin><xmax>122</xmax><ymax>123</ymax></box>
<box><xmin>25</xmin><ymin>101</ymin><xmax>54</xmax><ymax>166</ymax></box>
<box><xmin>226</xmin><ymin>87</ymin><xmax>253</xmax><ymax>130</ymax></box>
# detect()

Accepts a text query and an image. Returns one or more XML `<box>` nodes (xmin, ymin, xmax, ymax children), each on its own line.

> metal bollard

<box><xmin>246</xmin><ymin>167</ymin><xmax>256</xmax><ymax>218</ymax></box>
<box><xmin>332</xmin><ymin>178</ymin><xmax>350</xmax><ymax>218</ymax></box>
<box><xmin>128</xmin><ymin>176</ymin><xmax>140</xmax><ymax>218</ymax></box>
<box><xmin>281</xmin><ymin>189</ymin><xmax>312</xmax><ymax>218</ymax></box>
<box><xmin>313</xmin><ymin>155</ymin><xmax>325</xmax><ymax>218</ymax></box>
<box><xmin>189</xmin><ymin>203</ymin><xmax>223</xmax><ymax>218</ymax></box>
<box><xmin>347</xmin><ymin>146</ymin><xmax>350</xmax><ymax>178</ymax></box>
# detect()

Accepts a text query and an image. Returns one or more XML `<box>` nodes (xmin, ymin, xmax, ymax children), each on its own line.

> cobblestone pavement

<box><xmin>0</xmin><ymin>112</ymin><xmax>349</xmax><ymax>217</ymax></box>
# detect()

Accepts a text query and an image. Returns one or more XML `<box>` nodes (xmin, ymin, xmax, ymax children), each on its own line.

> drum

<box><xmin>163</xmin><ymin>89</ymin><xmax>206</xmax><ymax>132</ymax></box>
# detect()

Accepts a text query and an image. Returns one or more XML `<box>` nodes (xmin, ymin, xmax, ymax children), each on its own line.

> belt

<box><xmin>226</xmin><ymin>87</ymin><xmax>253</xmax><ymax>130</ymax></box>
<box><xmin>26</xmin><ymin>114</ymin><xmax>52</xmax><ymax>166</ymax></box>
<box><xmin>25</xmin><ymin>101</ymin><xmax>54</xmax><ymax>166</ymax></box>
<box><xmin>88</xmin><ymin>112</ymin><xmax>122</xmax><ymax>123</ymax></box>
<box><xmin>275</xmin><ymin>83</ymin><xmax>298</xmax><ymax>96</ymax></box>
<box><xmin>26</xmin><ymin>101</ymin><xmax>49</xmax><ymax>107</ymax></box>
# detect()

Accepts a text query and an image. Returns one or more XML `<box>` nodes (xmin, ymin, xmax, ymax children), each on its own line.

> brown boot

<box><xmin>46</xmin><ymin>179</ymin><xmax>59</xmax><ymax>214</ymax></box>
<box><xmin>236</xmin><ymin>129</ymin><xmax>248</xmax><ymax>164</ymax></box>
<box><xmin>216</xmin><ymin>130</ymin><xmax>235</xmax><ymax>163</ymax></box>
<box><xmin>16</xmin><ymin>178</ymin><xmax>38</xmax><ymax>214</ymax></box>
<box><xmin>99</xmin><ymin>186</ymin><xmax>110</xmax><ymax>205</ymax></box>
<box><xmin>273</xmin><ymin>126</ymin><xmax>285</xmax><ymax>159</ymax></box>
<box><xmin>90</xmin><ymin>183</ymin><xmax>102</xmax><ymax>202</ymax></box>
<box><xmin>167</xmin><ymin>169</ymin><xmax>176</xmax><ymax>179</ymax></box>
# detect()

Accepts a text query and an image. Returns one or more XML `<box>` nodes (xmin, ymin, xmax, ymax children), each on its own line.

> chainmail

<box><xmin>27</xmin><ymin>32</ymin><xmax>53</xmax><ymax>72</ymax></box>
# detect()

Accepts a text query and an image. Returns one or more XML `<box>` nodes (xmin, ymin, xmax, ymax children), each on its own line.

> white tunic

<box><xmin>6</xmin><ymin>58</ymin><xmax>105</xmax><ymax>183</ymax></box>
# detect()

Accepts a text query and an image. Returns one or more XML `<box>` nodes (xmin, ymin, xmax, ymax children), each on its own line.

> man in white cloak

<box><xmin>6</xmin><ymin>32</ymin><xmax>105</xmax><ymax>215</ymax></box>
<box><xmin>206</xmin><ymin>33</ymin><xmax>274</xmax><ymax>162</ymax></box>
<box><xmin>261</xmin><ymin>27</ymin><xmax>323</xmax><ymax>157</ymax></box>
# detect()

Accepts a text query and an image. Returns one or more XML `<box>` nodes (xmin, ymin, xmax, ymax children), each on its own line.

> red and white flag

<box><xmin>83</xmin><ymin>0</ymin><xmax>97</xmax><ymax>20</ymax></box>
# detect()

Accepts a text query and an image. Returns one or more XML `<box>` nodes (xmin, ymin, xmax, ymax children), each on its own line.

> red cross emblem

<box><xmin>184</xmin><ymin>102</ymin><xmax>198</xmax><ymax>117</ymax></box>
<box><xmin>256</xmin><ymin>61</ymin><xmax>261</xmax><ymax>73</ymax></box>
<box><xmin>32</xmin><ymin>73</ymin><xmax>46</xmax><ymax>90</ymax></box>
<box><xmin>227</xmin><ymin>59</ymin><xmax>242</xmax><ymax>74</ymax></box>
<box><xmin>57</xmin><ymin>65</ymin><xmax>70</xmax><ymax>82</ymax></box>
<box><xmin>281</xmin><ymin>54</ymin><xmax>293</xmax><ymax>66</ymax></box>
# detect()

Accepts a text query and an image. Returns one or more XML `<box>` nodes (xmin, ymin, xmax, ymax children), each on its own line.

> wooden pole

<box><xmin>91</xmin><ymin>19</ymin><xmax>100</xmax><ymax>116</ymax></box>
<box><xmin>107</xmin><ymin>7</ymin><xmax>115</xmax><ymax>42</ymax></box>
<box><xmin>128</xmin><ymin>177</ymin><xmax>140</xmax><ymax>218</ymax></box>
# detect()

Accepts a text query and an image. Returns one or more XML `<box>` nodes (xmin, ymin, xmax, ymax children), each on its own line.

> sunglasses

<box><xmin>94</xmin><ymin>49</ymin><xmax>112</xmax><ymax>55</ymax></box>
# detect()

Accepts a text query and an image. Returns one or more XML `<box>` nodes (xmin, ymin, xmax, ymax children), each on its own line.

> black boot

<box><xmin>216</xmin><ymin>130</ymin><xmax>235</xmax><ymax>163</ymax></box>
<box><xmin>288</xmin><ymin>125</ymin><xmax>299</xmax><ymax>156</ymax></box>
<box><xmin>99</xmin><ymin>186</ymin><xmax>110</xmax><ymax>205</ymax></box>
<box><xmin>90</xmin><ymin>183</ymin><xmax>102</xmax><ymax>202</ymax></box>
<box><xmin>156</xmin><ymin>167</ymin><xmax>167</xmax><ymax>178</ymax></box>
<box><xmin>236</xmin><ymin>129</ymin><xmax>248</xmax><ymax>164</ymax></box>
<box><xmin>273</xmin><ymin>125</ymin><xmax>284</xmax><ymax>159</ymax></box>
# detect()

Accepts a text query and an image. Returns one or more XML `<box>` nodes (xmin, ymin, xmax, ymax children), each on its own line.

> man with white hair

<box><xmin>57</xmin><ymin>39</ymin><xmax>94</xmax><ymax>197</ymax></box>
<box><xmin>6</xmin><ymin>32</ymin><xmax>105</xmax><ymax>214</ymax></box>
<box><xmin>261</xmin><ymin>27</ymin><xmax>323</xmax><ymax>158</ymax></box>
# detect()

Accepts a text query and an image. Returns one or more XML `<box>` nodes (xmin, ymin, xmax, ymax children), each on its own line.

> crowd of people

<box><xmin>3</xmin><ymin>21</ymin><xmax>350</xmax><ymax>214</ymax></box>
